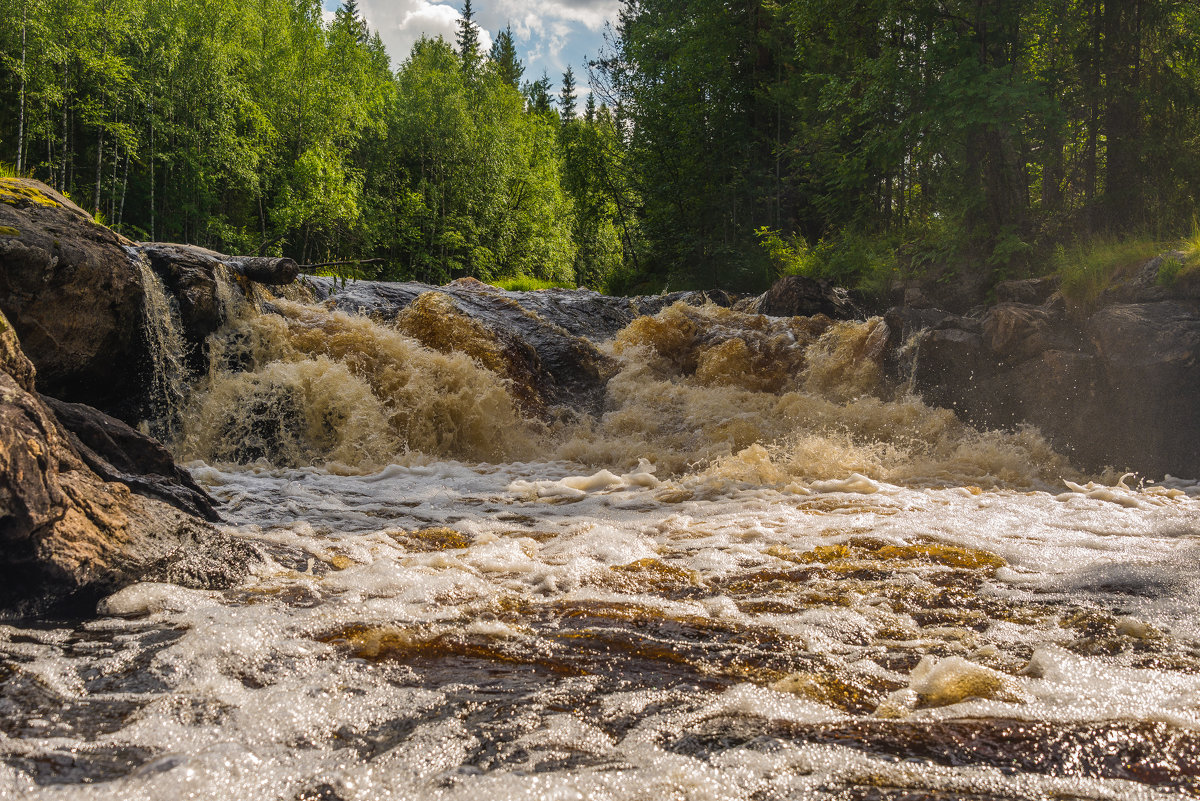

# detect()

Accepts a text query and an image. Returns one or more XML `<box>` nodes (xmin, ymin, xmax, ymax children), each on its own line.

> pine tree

<box><xmin>489</xmin><ymin>25</ymin><xmax>523</xmax><ymax>88</ymax></box>
<box><xmin>523</xmin><ymin>71</ymin><xmax>553</xmax><ymax>115</ymax></box>
<box><xmin>334</xmin><ymin>0</ymin><xmax>368</xmax><ymax>44</ymax></box>
<box><xmin>456</xmin><ymin>0</ymin><xmax>481</xmax><ymax>76</ymax></box>
<box><xmin>559</xmin><ymin>65</ymin><xmax>577</xmax><ymax>121</ymax></box>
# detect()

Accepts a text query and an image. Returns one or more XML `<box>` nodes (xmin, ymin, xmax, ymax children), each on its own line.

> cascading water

<box><xmin>133</xmin><ymin>252</ymin><xmax>190</xmax><ymax>440</ymax></box>
<box><xmin>2</xmin><ymin>279</ymin><xmax>1198</xmax><ymax>800</ymax></box>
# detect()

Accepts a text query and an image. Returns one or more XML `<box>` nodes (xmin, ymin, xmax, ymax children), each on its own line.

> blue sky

<box><xmin>322</xmin><ymin>0</ymin><xmax>620</xmax><ymax>93</ymax></box>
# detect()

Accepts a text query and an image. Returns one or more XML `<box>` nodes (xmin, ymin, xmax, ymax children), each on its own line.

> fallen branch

<box><xmin>301</xmin><ymin>258</ymin><xmax>387</xmax><ymax>270</ymax></box>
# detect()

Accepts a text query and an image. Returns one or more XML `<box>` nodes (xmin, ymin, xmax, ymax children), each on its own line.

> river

<box><xmin>1</xmin><ymin>282</ymin><xmax>1198</xmax><ymax>799</ymax></box>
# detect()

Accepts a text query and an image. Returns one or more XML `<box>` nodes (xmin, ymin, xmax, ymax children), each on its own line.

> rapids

<box><xmin>2</xmin><ymin>280</ymin><xmax>1198</xmax><ymax>800</ymax></box>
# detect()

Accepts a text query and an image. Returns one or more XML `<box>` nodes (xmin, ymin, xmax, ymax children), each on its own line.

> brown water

<box><xmin>1</xmin><ymin>282</ymin><xmax>1197</xmax><ymax>800</ymax></box>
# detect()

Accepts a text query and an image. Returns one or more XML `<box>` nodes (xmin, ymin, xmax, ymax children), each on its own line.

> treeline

<box><xmin>4</xmin><ymin>0</ymin><xmax>1200</xmax><ymax>294</ymax></box>
<box><xmin>601</xmin><ymin>0</ymin><xmax>1200</xmax><ymax>290</ymax></box>
<box><xmin>0</xmin><ymin>0</ymin><xmax>630</xmax><ymax>287</ymax></box>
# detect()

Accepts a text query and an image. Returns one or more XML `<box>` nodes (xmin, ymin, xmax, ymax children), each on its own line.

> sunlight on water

<box><xmin>2</xmin><ymin>282</ymin><xmax>1198</xmax><ymax>800</ymax></box>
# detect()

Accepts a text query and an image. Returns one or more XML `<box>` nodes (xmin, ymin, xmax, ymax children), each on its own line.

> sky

<box><xmin>322</xmin><ymin>0</ymin><xmax>621</xmax><ymax>93</ymax></box>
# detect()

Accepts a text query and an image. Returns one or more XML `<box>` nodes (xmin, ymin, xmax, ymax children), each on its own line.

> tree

<box><xmin>559</xmin><ymin>65</ymin><xmax>577</xmax><ymax>121</ymax></box>
<box><xmin>334</xmin><ymin>0</ymin><xmax>369</xmax><ymax>44</ymax></box>
<box><xmin>456</xmin><ymin>0</ymin><xmax>481</xmax><ymax>77</ymax></box>
<box><xmin>488</xmin><ymin>24</ymin><xmax>522</xmax><ymax>88</ymax></box>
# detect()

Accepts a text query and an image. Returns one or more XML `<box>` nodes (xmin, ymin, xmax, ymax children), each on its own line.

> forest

<box><xmin>3</xmin><ymin>0</ymin><xmax>1200</xmax><ymax>296</ymax></box>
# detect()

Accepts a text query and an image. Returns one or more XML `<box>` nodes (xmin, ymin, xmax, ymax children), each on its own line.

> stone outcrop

<box><xmin>893</xmin><ymin>273</ymin><xmax>1200</xmax><ymax>477</ymax></box>
<box><xmin>0</xmin><ymin>178</ymin><xmax>146</xmax><ymax>417</ymax></box>
<box><xmin>43</xmin><ymin>396</ymin><xmax>220</xmax><ymax>522</ymax></box>
<box><xmin>0</xmin><ymin>310</ymin><xmax>250</xmax><ymax>615</ymax></box>
<box><xmin>743</xmin><ymin>275</ymin><xmax>863</xmax><ymax>319</ymax></box>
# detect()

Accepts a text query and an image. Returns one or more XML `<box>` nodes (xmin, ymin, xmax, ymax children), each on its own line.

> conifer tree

<box><xmin>456</xmin><ymin>0</ymin><xmax>480</xmax><ymax>76</ymax></box>
<box><xmin>489</xmin><ymin>25</ymin><xmax>523</xmax><ymax>88</ymax></box>
<box><xmin>559</xmin><ymin>65</ymin><xmax>577</xmax><ymax>121</ymax></box>
<box><xmin>334</xmin><ymin>0</ymin><xmax>369</xmax><ymax>44</ymax></box>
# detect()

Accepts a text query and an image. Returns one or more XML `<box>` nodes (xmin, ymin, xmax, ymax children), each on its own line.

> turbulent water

<box><xmin>2</xmin><ymin>280</ymin><xmax>1199</xmax><ymax>799</ymax></box>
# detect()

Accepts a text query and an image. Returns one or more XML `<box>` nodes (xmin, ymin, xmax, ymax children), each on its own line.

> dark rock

<box><xmin>995</xmin><ymin>276</ymin><xmax>1060</xmax><ymax>306</ymax></box>
<box><xmin>0</xmin><ymin>309</ymin><xmax>250</xmax><ymax>615</ymax></box>
<box><xmin>980</xmin><ymin>303</ymin><xmax>1083</xmax><ymax>365</ymax></box>
<box><xmin>910</xmin><ymin>326</ymin><xmax>998</xmax><ymax>423</ymax></box>
<box><xmin>747</xmin><ymin>275</ymin><xmax>862</xmax><ymax>319</ymax></box>
<box><xmin>0</xmin><ymin>177</ymin><xmax>146</xmax><ymax>416</ymax></box>
<box><xmin>41</xmin><ymin>397</ymin><xmax>220</xmax><ymax>522</ymax></box>
<box><xmin>1085</xmin><ymin>301</ymin><xmax>1200</xmax><ymax>476</ymax></box>
<box><xmin>138</xmin><ymin>243</ymin><xmax>226</xmax><ymax>369</ymax></box>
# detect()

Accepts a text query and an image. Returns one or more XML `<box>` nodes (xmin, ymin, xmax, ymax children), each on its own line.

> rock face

<box><xmin>303</xmin><ymin>276</ymin><xmax>730</xmax><ymax>415</ymax></box>
<box><xmin>0</xmin><ymin>178</ymin><xmax>146</xmax><ymax>417</ymax></box>
<box><xmin>894</xmin><ymin>281</ymin><xmax>1200</xmax><ymax>477</ymax></box>
<box><xmin>0</xmin><ymin>310</ymin><xmax>250</xmax><ymax>615</ymax></box>
<box><xmin>745</xmin><ymin>275</ymin><xmax>863</xmax><ymax>319</ymax></box>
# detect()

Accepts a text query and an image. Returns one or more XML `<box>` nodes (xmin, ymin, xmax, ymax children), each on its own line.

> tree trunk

<box><xmin>1101</xmin><ymin>0</ymin><xmax>1143</xmax><ymax>230</ymax></box>
<box><xmin>16</xmin><ymin>0</ymin><xmax>27</xmax><ymax>173</ymax></box>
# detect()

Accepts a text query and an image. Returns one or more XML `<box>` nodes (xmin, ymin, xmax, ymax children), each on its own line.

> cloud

<box><xmin>357</xmin><ymin>1</ymin><xmax>493</xmax><ymax>63</ymax></box>
<box><xmin>345</xmin><ymin>0</ymin><xmax>619</xmax><ymax>82</ymax></box>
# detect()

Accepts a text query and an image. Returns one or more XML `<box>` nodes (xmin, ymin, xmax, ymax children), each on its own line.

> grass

<box><xmin>1053</xmin><ymin>235</ymin><xmax>1164</xmax><ymax>306</ymax></box>
<box><xmin>491</xmin><ymin>276</ymin><xmax>577</xmax><ymax>291</ymax></box>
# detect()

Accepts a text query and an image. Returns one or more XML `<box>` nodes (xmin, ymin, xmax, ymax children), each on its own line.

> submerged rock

<box><xmin>0</xmin><ymin>310</ymin><xmax>251</xmax><ymax>616</ymax></box>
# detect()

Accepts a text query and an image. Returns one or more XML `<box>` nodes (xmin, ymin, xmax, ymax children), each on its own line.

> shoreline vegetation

<box><xmin>3</xmin><ymin>0</ymin><xmax>1200</xmax><ymax>301</ymax></box>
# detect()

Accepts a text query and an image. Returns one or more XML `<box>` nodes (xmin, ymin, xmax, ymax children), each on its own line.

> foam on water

<box><xmin>4</xmin><ymin>292</ymin><xmax>1199</xmax><ymax>798</ymax></box>
<box><xmin>4</xmin><ymin>459</ymin><xmax>1198</xmax><ymax>799</ymax></box>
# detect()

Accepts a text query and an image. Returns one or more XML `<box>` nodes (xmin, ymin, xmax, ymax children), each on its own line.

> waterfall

<box><xmin>133</xmin><ymin>251</ymin><xmax>190</xmax><ymax>440</ymax></box>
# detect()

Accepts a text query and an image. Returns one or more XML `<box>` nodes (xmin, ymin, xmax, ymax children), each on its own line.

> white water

<box><xmin>2</xmin><ymin>462</ymin><xmax>1198</xmax><ymax>799</ymax></box>
<box><xmin>2</xmin><ymin>289</ymin><xmax>1199</xmax><ymax>799</ymax></box>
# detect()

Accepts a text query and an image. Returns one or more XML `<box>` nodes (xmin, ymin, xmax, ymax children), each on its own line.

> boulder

<box><xmin>0</xmin><ymin>310</ymin><xmax>251</xmax><ymax>615</ymax></box>
<box><xmin>747</xmin><ymin>275</ymin><xmax>863</xmax><ymax>319</ymax></box>
<box><xmin>42</xmin><ymin>396</ymin><xmax>220</xmax><ymax>522</ymax></box>
<box><xmin>980</xmin><ymin>303</ymin><xmax>1082</xmax><ymax>366</ymax></box>
<box><xmin>0</xmin><ymin>178</ymin><xmax>146</xmax><ymax>417</ymax></box>
<box><xmin>995</xmin><ymin>275</ymin><xmax>1060</xmax><ymax>306</ymax></box>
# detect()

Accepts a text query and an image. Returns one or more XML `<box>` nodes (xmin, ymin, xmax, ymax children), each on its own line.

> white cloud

<box><xmin>346</xmin><ymin>0</ymin><xmax>619</xmax><ymax>83</ymax></box>
<box><xmin>357</xmin><ymin>1</ymin><xmax>493</xmax><ymax>63</ymax></box>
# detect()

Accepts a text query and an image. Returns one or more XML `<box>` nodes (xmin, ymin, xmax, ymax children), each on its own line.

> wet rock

<box><xmin>909</xmin><ymin>327</ymin><xmax>997</xmax><ymax>422</ymax></box>
<box><xmin>980</xmin><ymin>303</ymin><xmax>1082</xmax><ymax>365</ymax></box>
<box><xmin>0</xmin><ymin>178</ymin><xmax>145</xmax><ymax>416</ymax></box>
<box><xmin>994</xmin><ymin>275</ymin><xmax>1059</xmax><ymax>305</ymax></box>
<box><xmin>138</xmin><ymin>243</ymin><xmax>227</xmax><ymax>370</ymax></box>
<box><xmin>747</xmin><ymin>275</ymin><xmax>862</xmax><ymax>319</ymax></box>
<box><xmin>0</xmin><ymin>310</ymin><xmax>250</xmax><ymax>615</ymax></box>
<box><xmin>41</xmin><ymin>397</ymin><xmax>220</xmax><ymax>522</ymax></box>
<box><xmin>1085</xmin><ymin>301</ymin><xmax>1200</xmax><ymax>476</ymax></box>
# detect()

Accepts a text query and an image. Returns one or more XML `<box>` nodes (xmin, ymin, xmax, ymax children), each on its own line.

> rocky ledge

<box><xmin>890</xmin><ymin>264</ymin><xmax>1200</xmax><ymax>477</ymax></box>
<box><xmin>0</xmin><ymin>309</ymin><xmax>254</xmax><ymax>616</ymax></box>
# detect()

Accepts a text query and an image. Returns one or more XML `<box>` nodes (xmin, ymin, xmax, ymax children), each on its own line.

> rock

<box><xmin>980</xmin><ymin>303</ymin><xmax>1082</xmax><ymax>365</ymax></box>
<box><xmin>0</xmin><ymin>310</ymin><xmax>250</xmax><ymax>615</ymax></box>
<box><xmin>0</xmin><ymin>177</ymin><xmax>146</xmax><ymax>417</ymax></box>
<box><xmin>909</xmin><ymin>326</ymin><xmax>998</xmax><ymax>423</ymax></box>
<box><xmin>0</xmin><ymin>308</ymin><xmax>36</xmax><ymax>393</ymax></box>
<box><xmin>1085</xmin><ymin>301</ymin><xmax>1200</xmax><ymax>476</ymax></box>
<box><xmin>995</xmin><ymin>276</ymin><xmax>1060</xmax><ymax>306</ymax></box>
<box><xmin>42</xmin><ymin>396</ymin><xmax>220</xmax><ymax>522</ymax></box>
<box><xmin>138</xmin><ymin>243</ymin><xmax>230</xmax><ymax>372</ymax></box>
<box><xmin>747</xmin><ymin>275</ymin><xmax>862</xmax><ymax>319</ymax></box>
